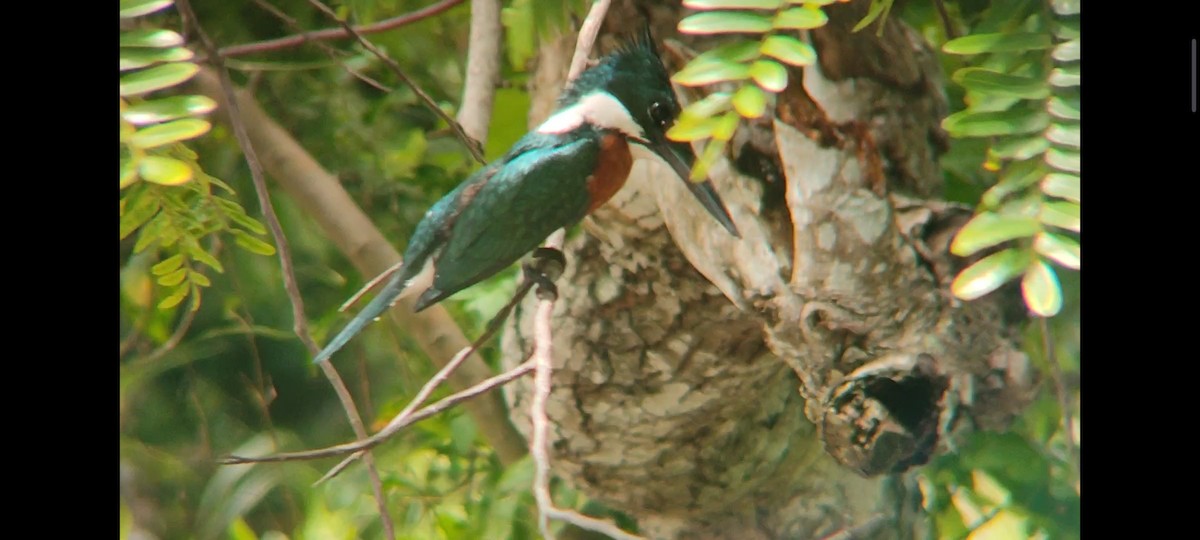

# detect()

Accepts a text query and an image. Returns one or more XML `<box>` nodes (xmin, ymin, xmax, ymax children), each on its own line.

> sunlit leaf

<box><xmin>749</xmin><ymin>59</ymin><xmax>788</xmax><ymax>92</ymax></box>
<box><xmin>690</xmin><ymin>140</ymin><xmax>726</xmax><ymax>182</ymax></box>
<box><xmin>951</xmin><ymin>212</ymin><xmax>1040</xmax><ymax>256</ymax></box>
<box><xmin>672</xmin><ymin>59</ymin><xmax>752</xmax><ymax>86</ymax></box>
<box><xmin>120</xmin><ymin>193</ymin><xmax>161</xmax><ymax>240</ymax></box>
<box><xmin>952</xmin><ymin>68</ymin><xmax>1049</xmax><ymax>100</ymax></box>
<box><xmin>989</xmin><ymin>135</ymin><xmax>1049</xmax><ymax>161</ymax></box>
<box><xmin>131</xmin><ymin>119</ymin><xmax>212</xmax><ymax>149</ymax></box>
<box><xmin>139</xmin><ymin>156</ymin><xmax>194</xmax><ymax>185</ymax></box>
<box><xmin>185</xmin><ymin>242</ymin><xmax>226</xmax><ymax>273</ymax></box>
<box><xmin>732</xmin><ymin>84</ymin><xmax>767</xmax><ymax>118</ymax></box>
<box><xmin>152</xmin><ymin>254</ymin><xmax>185</xmax><ymax>276</ymax></box>
<box><xmin>773</xmin><ymin>6</ymin><xmax>828</xmax><ymax>29</ymax></box>
<box><xmin>760</xmin><ymin>35</ymin><xmax>816</xmax><ymax>66</ymax></box>
<box><xmin>971</xmin><ymin>469</ymin><xmax>1012</xmax><ymax>505</ymax></box>
<box><xmin>713</xmin><ymin>111</ymin><xmax>740</xmax><ymax>141</ymax></box>
<box><xmin>233</xmin><ymin>230</ymin><xmax>277</xmax><ymax>256</ymax></box>
<box><xmin>1045</xmin><ymin>148</ymin><xmax>1080</xmax><ymax>172</ymax></box>
<box><xmin>157</xmin><ymin>267</ymin><xmax>188</xmax><ymax>287</ymax></box>
<box><xmin>980</xmin><ymin>161</ymin><xmax>1044</xmax><ymax>209</ymax></box>
<box><xmin>1054</xmin><ymin>17</ymin><xmax>1080</xmax><ymax>40</ymax></box>
<box><xmin>158</xmin><ymin>285</ymin><xmax>190</xmax><ymax>309</ymax></box>
<box><xmin>667</xmin><ymin>115</ymin><xmax>720</xmax><ymax>141</ymax></box>
<box><xmin>123</xmin><ymin>95</ymin><xmax>219</xmax><ymax>125</ymax></box>
<box><xmin>1047</xmin><ymin>95</ymin><xmax>1080</xmax><ymax>120</ymax></box>
<box><xmin>120</xmin><ymin>0</ymin><xmax>174</xmax><ymax>19</ymax></box>
<box><xmin>1053</xmin><ymin>39</ymin><xmax>1080</xmax><ymax>62</ymax></box>
<box><xmin>1040</xmin><ymin>200</ymin><xmax>1080</xmax><ymax>232</ymax></box>
<box><xmin>683</xmin><ymin>0</ymin><xmax>783</xmax><ymax>9</ymax></box>
<box><xmin>1022</xmin><ymin>259</ymin><xmax>1062</xmax><ymax>316</ymax></box>
<box><xmin>1049</xmin><ymin>65</ymin><xmax>1080</xmax><ymax>87</ymax></box>
<box><xmin>120</xmin><ymin>47</ymin><xmax>194</xmax><ymax>71</ymax></box>
<box><xmin>1034</xmin><ymin>232</ymin><xmax>1079</xmax><ymax>269</ymax></box>
<box><xmin>1041</xmin><ymin>173</ymin><xmax>1079</xmax><ymax>202</ymax></box>
<box><xmin>683</xmin><ymin>92</ymin><xmax>734</xmax><ymax>119</ymax></box>
<box><xmin>942</xmin><ymin>108</ymin><xmax>1049</xmax><ymax>137</ymax></box>
<box><xmin>1045</xmin><ymin>123</ymin><xmax>1080</xmax><ymax>148</ymax></box>
<box><xmin>679</xmin><ymin>12</ymin><xmax>773</xmax><ymax>34</ymax></box>
<box><xmin>120</xmin><ymin>63</ymin><xmax>200</xmax><ymax>97</ymax></box>
<box><xmin>692</xmin><ymin>40</ymin><xmax>763</xmax><ymax>65</ymax></box>
<box><xmin>1052</xmin><ymin>0</ymin><xmax>1080</xmax><ymax>16</ymax></box>
<box><xmin>120</xmin><ymin>29</ymin><xmax>185</xmax><ymax>48</ymax></box>
<box><xmin>942</xmin><ymin>32</ymin><xmax>1052</xmax><ymax>55</ymax></box>
<box><xmin>852</xmin><ymin>0</ymin><xmax>891</xmax><ymax>33</ymax></box>
<box><xmin>189</xmin><ymin>271</ymin><xmax>212</xmax><ymax>288</ymax></box>
<box><xmin>121</xmin><ymin>158</ymin><xmax>140</xmax><ymax>189</ymax></box>
<box><xmin>951</xmin><ymin>248</ymin><xmax>1030</xmax><ymax>301</ymax></box>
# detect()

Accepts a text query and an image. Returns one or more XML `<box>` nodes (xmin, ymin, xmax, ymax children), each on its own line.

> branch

<box><xmin>304</xmin><ymin>0</ymin><xmax>487</xmax><ymax>164</ymax></box>
<box><xmin>525</xmin><ymin>3</ymin><xmax>643</xmax><ymax>539</ymax></box>
<box><xmin>457</xmin><ymin>0</ymin><xmax>503</xmax><ymax>144</ymax></box>
<box><xmin>178</xmin><ymin>2</ymin><xmax>394</xmax><ymax>537</ymax></box>
<box><xmin>250</xmin><ymin>0</ymin><xmax>390</xmax><ymax>92</ymax></box>
<box><xmin>217</xmin><ymin>0</ymin><xmax>467</xmax><ymax>59</ymax></box>
<box><xmin>190</xmin><ymin>69</ymin><xmax>529</xmax><ymax>464</ymax></box>
<box><xmin>1041</xmin><ymin>317</ymin><xmax>1079</xmax><ymax>493</ymax></box>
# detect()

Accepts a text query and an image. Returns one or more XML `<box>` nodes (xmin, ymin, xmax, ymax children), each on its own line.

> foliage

<box><xmin>668</xmin><ymin>0</ymin><xmax>835</xmax><ymax>180</ymax></box>
<box><xmin>942</xmin><ymin>0</ymin><xmax>1080</xmax><ymax>318</ymax></box>
<box><xmin>121</xmin><ymin>0</ymin><xmax>275</xmax><ymax>313</ymax></box>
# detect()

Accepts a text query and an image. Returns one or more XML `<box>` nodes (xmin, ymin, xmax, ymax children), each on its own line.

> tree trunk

<box><xmin>501</xmin><ymin>2</ymin><xmax>1038</xmax><ymax>538</ymax></box>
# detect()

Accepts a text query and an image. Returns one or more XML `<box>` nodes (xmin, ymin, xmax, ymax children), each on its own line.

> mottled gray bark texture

<box><xmin>501</xmin><ymin>1</ymin><xmax>1038</xmax><ymax>538</ymax></box>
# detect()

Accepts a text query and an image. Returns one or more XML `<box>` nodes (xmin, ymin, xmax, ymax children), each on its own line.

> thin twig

<box><xmin>137</xmin><ymin>299</ymin><xmax>198</xmax><ymax>365</ymax></box>
<box><xmin>527</xmin><ymin>3</ymin><xmax>642</xmax><ymax>539</ymax></box>
<box><xmin>932</xmin><ymin>0</ymin><xmax>959</xmax><ymax>40</ymax></box>
<box><xmin>316</xmin><ymin>277</ymin><xmax>537</xmax><ymax>483</ymax></box>
<box><xmin>1040</xmin><ymin>317</ymin><xmax>1078</xmax><ymax>491</ymax></box>
<box><xmin>217</xmin><ymin>0</ymin><xmax>467</xmax><ymax>59</ymax></box>
<box><xmin>250</xmin><ymin>0</ymin><xmax>390</xmax><ymax>92</ymax></box>
<box><xmin>178</xmin><ymin>2</ymin><xmax>395</xmax><ymax>537</ymax></box>
<box><xmin>223</xmin><ymin>359</ymin><xmax>536</xmax><ymax>464</ymax></box>
<box><xmin>304</xmin><ymin>0</ymin><xmax>487</xmax><ymax>164</ymax></box>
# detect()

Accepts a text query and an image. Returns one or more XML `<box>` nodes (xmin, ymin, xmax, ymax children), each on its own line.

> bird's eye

<box><xmin>649</xmin><ymin>101</ymin><xmax>672</xmax><ymax>128</ymax></box>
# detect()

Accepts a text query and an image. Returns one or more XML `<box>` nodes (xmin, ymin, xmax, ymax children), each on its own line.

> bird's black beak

<box><xmin>649</xmin><ymin>137</ymin><xmax>741</xmax><ymax>238</ymax></box>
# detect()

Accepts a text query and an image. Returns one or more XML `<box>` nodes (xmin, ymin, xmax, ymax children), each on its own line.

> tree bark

<box><xmin>502</xmin><ymin>1</ymin><xmax>1037</xmax><ymax>538</ymax></box>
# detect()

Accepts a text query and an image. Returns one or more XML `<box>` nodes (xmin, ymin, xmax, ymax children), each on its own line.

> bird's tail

<box><xmin>311</xmin><ymin>269</ymin><xmax>409</xmax><ymax>364</ymax></box>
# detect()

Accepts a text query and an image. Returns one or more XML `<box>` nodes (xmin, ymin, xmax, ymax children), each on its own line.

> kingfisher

<box><xmin>312</xmin><ymin>30</ymin><xmax>740</xmax><ymax>364</ymax></box>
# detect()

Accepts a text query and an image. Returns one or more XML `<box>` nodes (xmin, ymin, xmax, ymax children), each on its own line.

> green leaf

<box><xmin>690</xmin><ymin>140</ymin><xmax>726</xmax><ymax>182</ymax></box>
<box><xmin>773</xmin><ymin>6</ymin><xmax>828</xmax><ymax>30</ymax></box>
<box><xmin>1049</xmin><ymin>65</ymin><xmax>1080</xmax><ymax>87</ymax></box>
<box><xmin>692</xmin><ymin>40</ymin><xmax>763</xmax><ymax>65</ymax></box>
<box><xmin>667</xmin><ymin>115</ymin><xmax>720</xmax><ymax>141</ymax></box>
<box><xmin>942</xmin><ymin>32</ymin><xmax>1052</xmax><ymax>55</ymax></box>
<box><xmin>120</xmin><ymin>192</ymin><xmax>161</xmax><ymax>240</ymax></box>
<box><xmin>134</xmin><ymin>216</ymin><xmax>166</xmax><ymax>253</ymax></box>
<box><xmin>732</xmin><ymin>84</ymin><xmax>767</xmax><ymax>118</ymax></box>
<box><xmin>1041</xmin><ymin>173</ymin><xmax>1079</xmax><ymax>202</ymax></box>
<box><xmin>120</xmin><ymin>29</ymin><xmax>185</xmax><ymax>48</ymax></box>
<box><xmin>151</xmin><ymin>254</ymin><xmax>185</xmax><ymax>276</ymax></box>
<box><xmin>672</xmin><ymin>59</ymin><xmax>751</xmax><ymax>86</ymax></box>
<box><xmin>683</xmin><ymin>0</ymin><xmax>783</xmax><ymax>9</ymax></box>
<box><xmin>951</xmin><ymin>212</ymin><xmax>1041</xmax><ymax>256</ymax></box>
<box><xmin>942</xmin><ymin>108</ymin><xmax>1049</xmax><ymax>138</ymax></box>
<box><xmin>1053</xmin><ymin>39</ymin><xmax>1080</xmax><ymax>62</ymax></box>
<box><xmin>120</xmin><ymin>0</ymin><xmax>174</xmax><ymax>19</ymax></box>
<box><xmin>712</xmin><ymin>111</ymin><xmax>740</xmax><ymax>141</ymax></box>
<box><xmin>760</xmin><ymin>35</ymin><xmax>816</xmax><ymax>66</ymax></box>
<box><xmin>683</xmin><ymin>92</ymin><xmax>734</xmax><ymax>119</ymax></box>
<box><xmin>1045</xmin><ymin>123</ymin><xmax>1079</xmax><ymax>148</ymax></box>
<box><xmin>185</xmin><ymin>242</ymin><xmax>226</xmax><ymax>273</ymax></box>
<box><xmin>158</xmin><ymin>285</ymin><xmax>190</xmax><ymax>310</ymax></box>
<box><xmin>980</xmin><ymin>161</ymin><xmax>1044</xmax><ymax>209</ymax></box>
<box><xmin>1052</xmin><ymin>0</ymin><xmax>1080</xmax><ymax>16</ymax></box>
<box><xmin>120</xmin><ymin>63</ymin><xmax>200</xmax><ymax>97</ymax></box>
<box><xmin>189</xmin><ymin>271</ymin><xmax>212</xmax><ymax>288</ymax></box>
<box><xmin>989</xmin><ymin>135</ymin><xmax>1049</xmax><ymax>161</ymax></box>
<box><xmin>1053</xmin><ymin>17</ymin><xmax>1080</xmax><ymax>40</ymax></box>
<box><xmin>120</xmin><ymin>47</ymin><xmax>194</xmax><ymax>71</ymax></box>
<box><xmin>951</xmin><ymin>248</ymin><xmax>1030</xmax><ymax>301</ymax></box>
<box><xmin>1044</xmin><ymin>148</ymin><xmax>1080</xmax><ymax>173</ymax></box>
<box><xmin>131</xmin><ymin>119</ymin><xmax>212</xmax><ymax>149</ymax></box>
<box><xmin>1040</xmin><ymin>201</ymin><xmax>1080</xmax><ymax>232</ymax></box>
<box><xmin>1047</xmin><ymin>96</ymin><xmax>1080</xmax><ymax>120</ymax></box>
<box><xmin>214</xmin><ymin>197</ymin><xmax>269</xmax><ymax>235</ymax></box>
<box><xmin>157</xmin><ymin>267</ymin><xmax>188</xmax><ymax>287</ymax></box>
<box><xmin>123</xmin><ymin>95</ymin><xmax>219</xmax><ymax>125</ymax></box>
<box><xmin>121</xmin><ymin>158</ymin><xmax>140</xmax><ymax>189</ymax></box>
<box><xmin>679</xmin><ymin>12</ymin><xmax>773</xmax><ymax>34</ymax></box>
<box><xmin>233</xmin><ymin>230</ymin><xmax>277</xmax><ymax>256</ymax></box>
<box><xmin>1022</xmin><ymin>260</ymin><xmax>1062</xmax><ymax>316</ymax></box>
<box><xmin>952</xmin><ymin>68</ymin><xmax>1050</xmax><ymax>100</ymax></box>
<box><xmin>1034</xmin><ymin>232</ymin><xmax>1079</xmax><ymax>270</ymax></box>
<box><xmin>449</xmin><ymin>415</ymin><xmax>478</xmax><ymax>455</ymax></box>
<box><xmin>852</xmin><ymin>0</ymin><xmax>892</xmax><ymax>33</ymax></box>
<box><xmin>139</xmin><ymin>156</ymin><xmax>194</xmax><ymax>185</ymax></box>
<box><xmin>750</xmin><ymin>59</ymin><xmax>788</xmax><ymax>92</ymax></box>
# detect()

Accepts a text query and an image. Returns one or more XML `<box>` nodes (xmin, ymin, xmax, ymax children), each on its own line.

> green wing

<box><xmin>423</xmin><ymin>131</ymin><xmax>601</xmax><ymax>304</ymax></box>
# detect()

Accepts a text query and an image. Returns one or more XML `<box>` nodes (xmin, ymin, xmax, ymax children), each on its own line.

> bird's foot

<box><xmin>524</xmin><ymin>247</ymin><xmax>567</xmax><ymax>301</ymax></box>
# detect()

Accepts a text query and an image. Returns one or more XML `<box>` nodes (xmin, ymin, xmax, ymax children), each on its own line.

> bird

<box><xmin>312</xmin><ymin>29</ymin><xmax>740</xmax><ymax>364</ymax></box>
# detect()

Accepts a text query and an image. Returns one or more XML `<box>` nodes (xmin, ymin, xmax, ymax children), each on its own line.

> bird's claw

<box><xmin>524</xmin><ymin>247</ymin><xmax>566</xmax><ymax>301</ymax></box>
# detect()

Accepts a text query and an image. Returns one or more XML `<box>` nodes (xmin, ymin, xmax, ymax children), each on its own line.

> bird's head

<box><xmin>543</xmin><ymin>29</ymin><xmax>741</xmax><ymax>237</ymax></box>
